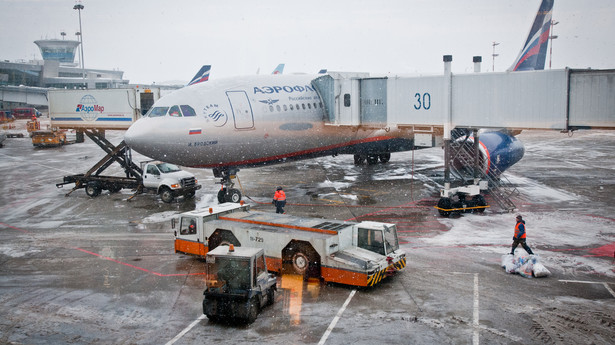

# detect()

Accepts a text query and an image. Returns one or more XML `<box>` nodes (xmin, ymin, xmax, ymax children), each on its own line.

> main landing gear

<box><xmin>213</xmin><ymin>167</ymin><xmax>242</xmax><ymax>203</ymax></box>
<box><xmin>354</xmin><ymin>153</ymin><xmax>391</xmax><ymax>165</ymax></box>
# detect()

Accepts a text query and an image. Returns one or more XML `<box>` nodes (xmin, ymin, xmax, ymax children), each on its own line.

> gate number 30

<box><xmin>413</xmin><ymin>92</ymin><xmax>431</xmax><ymax>110</ymax></box>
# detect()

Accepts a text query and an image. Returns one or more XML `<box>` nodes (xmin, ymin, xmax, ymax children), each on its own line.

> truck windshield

<box><xmin>156</xmin><ymin>162</ymin><xmax>181</xmax><ymax>173</ymax></box>
<box><xmin>146</xmin><ymin>106</ymin><xmax>169</xmax><ymax>117</ymax></box>
<box><xmin>384</xmin><ymin>225</ymin><xmax>400</xmax><ymax>254</ymax></box>
<box><xmin>208</xmin><ymin>257</ymin><xmax>251</xmax><ymax>291</ymax></box>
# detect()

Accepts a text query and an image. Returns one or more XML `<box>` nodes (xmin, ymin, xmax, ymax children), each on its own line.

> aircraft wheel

<box><xmin>379</xmin><ymin>153</ymin><xmax>391</xmax><ymax>163</ymax></box>
<box><xmin>437</xmin><ymin>197</ymin><xmax>452</xmax><ymax>217</ymax></box>
<box><xmin>85</xmin><ymin>184</ymin><xmax>101</xmax><ymax>197</ymax></box>
<box><xmin>217</xmin><ymin>188</ymin><xmax>226</xmax><ymax>203</ymax></box>
<box><xmin>224</xmin><ymin>188</ymin><xmax>242</xmax><ymax>203</ymax></box>
<box><xmin>367</xmin><ymin>155</ymin><xmax>379</xmax><ymax>165</ymax></box>
<box><xmin>353</xmin><ymin>154</ymin><xmax>365</xmax><ymax>165</ymax></box>
<box><xmin>159</xmin><ymin>187</ymin><xmax>174</xmax><ymax>203</ymax></box>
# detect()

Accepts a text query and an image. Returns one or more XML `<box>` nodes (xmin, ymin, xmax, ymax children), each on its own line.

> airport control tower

<box><xmin>34</xmin><ymin>39</ymin><xmax>81</xmax><ymax>65</ymax></box>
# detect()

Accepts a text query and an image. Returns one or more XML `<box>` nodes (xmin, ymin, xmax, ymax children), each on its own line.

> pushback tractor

<box><xmin>172</xmin><ymin>203</ymin><xmax>406</xmax><ymax>287</ymax></box>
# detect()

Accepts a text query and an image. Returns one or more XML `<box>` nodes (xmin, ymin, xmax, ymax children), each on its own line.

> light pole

<box><xmin>61</xmin><ymin>31</ymin><xmax>66</xmax><ymax>40</ymax></box>
<box><xmin>492</xmin><ymin>41</ymin><xmax>500</xmax><ymax>72</ymax></box>
<box><xmin>73</xmin><ymin>2</ymin><xmax>85</xmax><ymax>88</ymax></box>
<box><xmin>549</xmin><ymin>20</ymin><xmax>559</xmax><ymax>69</ymax></box>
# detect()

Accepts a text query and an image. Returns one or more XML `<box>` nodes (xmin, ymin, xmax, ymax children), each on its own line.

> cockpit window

<box><xmin>169</xmin><ymin>105</ymin><xmax>182</xmax><ymax>117</ymax></box>
<box><xmin>147</xmin><ymin>106</ymin><xmax>169</xmax><ymax>117</ymax></box>
<box><xmin>181</xmin><ymin>105</ymin><xmax>196</xmax><ymax>116</ymax></box>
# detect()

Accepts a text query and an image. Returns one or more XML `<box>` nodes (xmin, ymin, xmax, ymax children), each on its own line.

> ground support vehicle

<box><xmin>203</xmin><ymin>245</ymin><xmax>276</xmax><ymax>323</ymax></box>
<box><xmin>31</xmin><ymin>129</ymin><xmax>67</xmax><ymax>147</ymax></box>
<box><xmin>56</xmin><ymin>130</ymin><xmax>200</xmax><ymax>202</ymax></box>
<box><xmin>173</xmin><ymin>203</ymin><xmax>406</xmax><ymax>287</ymax></box>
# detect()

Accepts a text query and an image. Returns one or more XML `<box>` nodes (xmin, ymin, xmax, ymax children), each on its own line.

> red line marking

<box><xmin>0</xmin><ymin>222</ymin><xmax>30</xmax><ymax>234</ymax></box>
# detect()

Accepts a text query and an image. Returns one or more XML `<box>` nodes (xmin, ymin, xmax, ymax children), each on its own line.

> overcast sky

<box><xmin>1</xmin><ymin>0</ymin><xmax>614</xmax><ymax>84</ymax></box>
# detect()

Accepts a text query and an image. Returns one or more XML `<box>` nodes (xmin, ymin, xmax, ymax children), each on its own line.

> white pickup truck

<box><xmin>141</xmin><ymin>161</ymin><xmax>201</xmax><ymax>203</ymax></box>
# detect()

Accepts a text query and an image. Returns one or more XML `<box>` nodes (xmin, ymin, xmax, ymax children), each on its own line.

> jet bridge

<box><xmin>312</xmin><ymin>68</ymin><xmax>615</xmax><ymax>133</ymax></box>
<box><xmin>312</xmin><ymin>67</ymin><xmax>615</xmax><ymax>214</ymax></box>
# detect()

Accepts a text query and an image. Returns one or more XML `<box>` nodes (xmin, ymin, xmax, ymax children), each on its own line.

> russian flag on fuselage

<box><xmin>509</xmin><ymin>0</ymin><xmax>554</xmax><ymax>71</ymax></box>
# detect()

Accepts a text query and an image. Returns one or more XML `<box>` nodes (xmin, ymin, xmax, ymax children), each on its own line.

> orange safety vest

<box><xmin>274</xmin><ymin>190</ymin><xmax>286</xmax><ymax>201</ymax></box>
<box><xmin>514</xmin><ymin>221</ymin><xmax>526</xmax><ymax>239</ymax></box>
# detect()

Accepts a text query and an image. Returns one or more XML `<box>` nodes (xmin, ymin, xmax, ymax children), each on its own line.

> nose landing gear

<box><xmin>213</xmin><ymin>167</ymin><xmax>242</xmax><ymax>203</ymax></box>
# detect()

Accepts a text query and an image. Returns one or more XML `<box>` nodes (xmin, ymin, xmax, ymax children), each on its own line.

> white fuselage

<box><xmin>124</xmin><ymin>74</ymin><xmax>412</xmax><ymax>169</ymax></box>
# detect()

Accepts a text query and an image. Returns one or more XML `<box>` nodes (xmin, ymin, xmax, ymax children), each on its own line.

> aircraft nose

<box><xmin>124</xmin><ymin>118</ymin><xmax>152</xmax><ymax>155</ymax></box>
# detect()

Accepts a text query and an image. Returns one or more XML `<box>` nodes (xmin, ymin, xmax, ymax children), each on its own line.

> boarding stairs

<box><xmin>448</xmin><ymin>136</ymin><xmax>518</xmax><ymax>212</ymax></box>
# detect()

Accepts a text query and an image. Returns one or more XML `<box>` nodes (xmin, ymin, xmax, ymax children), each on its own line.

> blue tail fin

<box><xmin>272</xmin><ymin>63</ymin><xmax>285</xmax><ymax>75</ymax></box>
<box><xmin>188</xmin><ymin>65</ymin><xmax>211</xmax><ymax>86</ymax></box>
<box><xmin>509</xmin><ymin>0</ymin><xmax>554</xmax><ymax>71</ymax></box>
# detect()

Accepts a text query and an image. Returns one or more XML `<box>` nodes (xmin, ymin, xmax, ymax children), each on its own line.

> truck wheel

<box><xmin>224</xmin><ymin>188</ymin><xmax>242</xmax><ymax>203</ymax></box>
<box><xmin>291</xmin><ymin>251</ymin><xmax>310</xmax><ymax>276</ymax></box>
<box><xmin>367</xmin><ymin>155</ymin><xmax>379</xmax><ymax>165</ymax></box>
<box><xmin>472</xmin><ymin>195</ymin><xmax>487</xmax><ymax>213</ymax></box>
<box><xmin>379</xmin><ymin>153</ymin><xmax>391</xmax><ymax>163</ymax></box>
<box><xmin>437</xmin><ymin>197</ymin><xmax>452</xmax><ymax>217</ymax></box>
<box><xmin>159</xmin><ymin>187</ymin><xmax>174</xmax><ymax>203</ymax></box>
<box><xmin>85</xmin><ymin>184</ymin><xmax>101</xmax><ymax>197</ymax></box>
<box><xmin>246</xmin><ymin>298</ymin><xmax>259</xmax><ymax>324</ymax></box>
<box><xmin>266</xmin><ymin>288</ymin><xmax>275</xmax><ymax>306</ymax></box>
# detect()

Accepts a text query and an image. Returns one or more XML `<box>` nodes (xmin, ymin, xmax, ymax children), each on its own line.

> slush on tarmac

<box><xmin>0</xmin><ymin>123</ymin><xmax>614</xmax><ymax>344</ymax></box>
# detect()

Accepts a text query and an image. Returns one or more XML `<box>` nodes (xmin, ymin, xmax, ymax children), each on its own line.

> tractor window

<box><xmin>156</xmin><ymin>162</ymin><xmax>181</xmax><ymax>173</ymax></box>
<box><xmin>357</xmin><ymin>228</ymin><xmax>385</xmax><ymax>256</ymax></box>
<box><xmin>215</xmin><ymin>257</ymin><xmax>251</xmax><ymax>291</ymax></box>
<box><xmin>180</xmin><ymin>217</ymin><xmax>197</xmax><ymax>235</ymax></box>
<box><xmin>384</xmin><ymin>225</ymin><xmax>400</xmax><ymax>254</ymax></box>
<box><xmin>255</xmin><ymin>254</ymin><xmax>266</xmax><ymax>275</ymax></box>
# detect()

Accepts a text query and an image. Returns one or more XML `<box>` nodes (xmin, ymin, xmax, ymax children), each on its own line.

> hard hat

<box><xmin>516</xmin><ymin>214</ymin><xmax>523</xmax><ymax>219</ymax></box>
<box><xmin>276</xmin><ymin>186</ymin><xmax>283</xmax><ymax>190</ymax></box>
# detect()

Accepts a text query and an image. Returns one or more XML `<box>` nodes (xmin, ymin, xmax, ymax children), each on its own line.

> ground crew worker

<box><xmin>511</xmin><ymin>214</ymin><xmax>534</xmax><ymax>255</ymax></box>
<box><xmin>273</xmin><ymin>186</ymin><xmax>286</xmax><ymax>214</ymax></box>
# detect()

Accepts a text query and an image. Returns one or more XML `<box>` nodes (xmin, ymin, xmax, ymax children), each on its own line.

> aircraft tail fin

<box><xmin>272</xmin><ymin>64</ymin><xmax>285</xmax><ymax>75</ymax></box>
<box><xmin>508</xmin><ymin>0</ymin><xmax>554</xmax><ymax>71</ymax></box>
<box><xmin>188</xmin><ymin>65</ymin><xmax>211</xmax><ymax>86</ymax></box>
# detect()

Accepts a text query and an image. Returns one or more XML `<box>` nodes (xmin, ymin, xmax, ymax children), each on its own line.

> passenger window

<box><xmin>283</xmin><ymin>104</ymin><xmax>288</xmax><ymax>111</ymax></box>
<box><xmin>180</xmin><ymin>105</ymin><xmax>196</xmax><ymax>116</ymax></box>
<box><xmin>307</xmin><ymin>103</ymin><xmax>312</xmax><ymax>109</ymax></box>
<box><xmin>169</xmin><ymin>105</ymin><xmax>182</xmax><ymax>117</ymax></box>
<box><xmin>290</xmin><ymin>104</ymin><xmax>294</xmax><ymax>111</ymax></box>
<box><xmin>276</xmin><ymin>105</ymin><xmax>281</xmax><ymax>112</ymax></box>
<box><xmin>314</xmin><ymin>103</ymin><xmax>318</xmax><ymax>109</ymax></box>
<box><xmin>269</xmin><ymin>105</ymin><xmax>274</xmax><ymax>112</ymax></box>
<box><xmin>147</xmin><ymin>107</ymin><xmax>169</xmax><ymax>117</ymax></box>
<box><xmin>302</xmin><ymin>104</ymin><xmax>306</xmax><ymax>110</ymax></box>
<box><xmin>296</xmin><ymin>104</ymin><xmax>300</xmax><ymax>110</ymax></box>
<box><xmin>147</xmin><ymin>165</ymin><xmax>160</xmax><ymax>175</ymax></box>
<box><xmin>344</xmin><ymin>94</ymin><xmax>351</xmax><ymax>107</ymax></box>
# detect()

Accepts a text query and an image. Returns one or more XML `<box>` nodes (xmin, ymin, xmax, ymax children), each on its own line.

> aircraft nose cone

<box><xmin>125</xmin><ymin>119</ymin><xmax>153</xmax><ymax>155</ymax></box>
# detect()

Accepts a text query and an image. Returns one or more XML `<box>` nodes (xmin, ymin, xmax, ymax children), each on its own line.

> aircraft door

<box><xmin>360</xmin><ymin>78</ymin><xmax>387</xmax><ymax>125</ymax></box>
<box><xmin>226</xmin><ymin>91</ymin><xmax>255</xmax><ymax>130</ymax></box>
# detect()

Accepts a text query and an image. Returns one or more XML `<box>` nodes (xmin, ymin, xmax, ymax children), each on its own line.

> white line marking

<box><xmin>603</xmin><ymin>283</ymin><xmax>615</xmax><ymax>298</ymax></box>
<box><xmin>165</xmin><ymin>314</ymin><xmax>206</xmax><ymax>345</ymax></box>
<box><xmin>473</xmin><ymin>273</ymin><xmax>480</xmax><ymax>345</ymax></box>
<box><xmin>559</xmin><ymin>280</ymin><xmax>615</xmax><ymax>298</ymax></box>
<box><xmin>318</xmin><ymin>289</ymin><xmax>356</xmax><ymax>345</ymax></box>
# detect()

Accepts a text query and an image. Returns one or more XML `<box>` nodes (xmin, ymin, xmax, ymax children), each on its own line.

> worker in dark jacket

<box><xmin>273</xmin><ymin>186</ymin><xmax>286</xmax><ymax>214</ymax></box>
<box><xmin>510</xmin><ymin>215</ymin><xmax>534</xmax><ymax>255</ymax></box>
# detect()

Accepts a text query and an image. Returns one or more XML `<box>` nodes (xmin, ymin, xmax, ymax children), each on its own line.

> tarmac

<box><xmin>1</xmin><ymin>119</ymin><xmax>614</xmax><ymax>344</ymax></box>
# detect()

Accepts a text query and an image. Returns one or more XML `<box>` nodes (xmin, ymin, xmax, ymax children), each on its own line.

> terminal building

<box><xmin>0</xmin><ymin>39</ymin><xmax>128</xmax><ymax>90</ymax></box>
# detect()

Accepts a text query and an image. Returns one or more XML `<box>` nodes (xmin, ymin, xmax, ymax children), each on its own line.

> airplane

<box><xmin>187</xmin><ymin>65</ymin><xmax>211</xmax><ymax>86</ymax></box>
<box><xmin>125</xmin><ymin>0</ymin><xmax>554</xmax><ymax>204</ymax></box>
<box><xmin>272</xmin><ymin>64</ymin><xmax>285</xmax><ymax>75</ymax></box>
